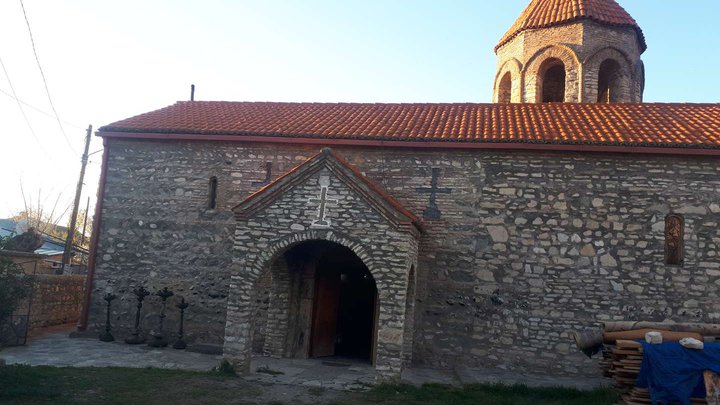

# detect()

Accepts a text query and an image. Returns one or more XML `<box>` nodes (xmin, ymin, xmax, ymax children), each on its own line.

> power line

<box><xmin>0</xmin><ymin>54</ymin><xmax>51</xmax><ymax>159</ymax></box>
<box><xmin>0</xmin><ymin>87</ymin><xmax>84</xmax><ymax>130</ymax></box>
<box><xmin>19</xmin><ymin>0</ymin><xmax>79</xmax><ymax>156</ymax></box>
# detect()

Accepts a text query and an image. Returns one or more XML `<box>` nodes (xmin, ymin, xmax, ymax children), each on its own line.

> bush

<box><xmin>0</xmin><ymin>236</ymin><xmax>34</xmax><ymax>348</ymax></box>
<box><xmin>214</xmin><ymin>359</ymin><xmax>237</xmax><ymax>376</ymax></box>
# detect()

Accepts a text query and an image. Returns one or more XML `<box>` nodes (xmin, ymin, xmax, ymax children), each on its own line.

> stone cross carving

<box><xmin>308</xmin><ymin>175</ymin><xmax>338</xmax><ymax>228</ymax></box>
<box><xmin>251</xmin><ymin>162</ymin><xmax>273</xmax><ymax>187</ymax></box>
<box><xmin>415</xmin><ymin>167</ymin><xmax>451</xmax><ymax>220</ymax></box>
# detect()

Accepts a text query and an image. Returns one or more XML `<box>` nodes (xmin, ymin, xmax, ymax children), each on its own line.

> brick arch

<box><xmin>493</xmin><ymin>58</ymin><xmax>522</xmax><ymax>103</ymax></box>
<box><xmin>582</xmin><ymin>47</ymin><xmax>635</xmax><ymax>102</ymax></box>
<box><xmin>522</xmin><ymin>45</ymin><xmax>580</xmax><ymax>103</ymax></box>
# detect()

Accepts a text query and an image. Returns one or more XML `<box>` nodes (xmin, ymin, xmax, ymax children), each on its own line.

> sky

<box><xmin>0</xmin><ymin>0</ymin><xmax>718</xmax><ymax>225</ymax></box>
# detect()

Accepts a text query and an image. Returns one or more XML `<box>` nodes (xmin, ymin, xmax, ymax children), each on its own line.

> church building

<box><xmin>81</xmin><ymin>0</ymin><xmax>720</xmax><ymax>381</ymax></box>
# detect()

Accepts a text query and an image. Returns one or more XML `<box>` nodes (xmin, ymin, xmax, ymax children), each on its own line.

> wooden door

<box><xmin>310</xmin><ymin>271</ymin><xmax>340</xmax><ymax>357</ymax></box>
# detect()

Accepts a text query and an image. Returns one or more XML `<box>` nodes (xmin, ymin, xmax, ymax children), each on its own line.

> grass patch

<box><xmin>0</xmin><ymin>365</ymin><xmax>246</xmax><ymax>405</ymax></box>
<box><xmin>348</xmin><ymin>383</ymin><xmax>616</xmax><ymax>405</ymax></box>
<box><xmin>0</xmin><ymin>365</ymin><xmax>615</xmax><ymax>405</ymax></box>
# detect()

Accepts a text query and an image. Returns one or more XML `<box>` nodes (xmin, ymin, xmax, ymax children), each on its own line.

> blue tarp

<box><xmin>636</xmin><ymin>341</ymin><xmax>720</xmax><ymax>405</ymax></box>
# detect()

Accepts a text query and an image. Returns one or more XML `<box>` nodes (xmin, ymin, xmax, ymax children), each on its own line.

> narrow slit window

<box><xmin>208</xmin><ymin>177</ymin><xmax>218</xmax><ymax>209</ymax></box>
<box><xmin>665</xmin><ymin>214</ymin><xmax>684</xmax><ymax>266</ymax></box>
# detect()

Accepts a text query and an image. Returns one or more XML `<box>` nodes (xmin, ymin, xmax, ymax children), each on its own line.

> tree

<box><xmin>11</xmin><ymin>183</ymin><xmax>71</xmax><ymax>241</ymax></box>
<box><xmin>8</xmin><ymin>184</ymin><xmax>91</xmax><ymax>266</ymax></box>
<box><xmin>0</xmin><ymin>236</ymin><xmax>34</xmax><ymax>348</ymax></box>
<box><xmin>75</xmin><ymin>208</ymin><xmax>93</xmax><ymax>250</ymax></box>
<box><xmin>11</xmin><ymin>184</ymin><xmax>92</xmax><ymax>250</ymax></box>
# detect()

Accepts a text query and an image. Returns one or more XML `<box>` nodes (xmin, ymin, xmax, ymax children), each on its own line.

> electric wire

<box><xmin>0</xmin><ymin>87</ymin><xmax>84</xmax><ymax>130</ymax></box>
<box><xmin>19</xmin><ymin>0</ymin><xmax>79</xmax><ymax>155</ymax></box>
<box><xmin>0</xmin><ymin>54</ymin><xmax>51</xmax><ymax>158</ymax></box>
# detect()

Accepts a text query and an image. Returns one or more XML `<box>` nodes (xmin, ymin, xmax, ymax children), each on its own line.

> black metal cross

<box><xmin>416</xmin><ymin>168</ymin><xmax>451</xmax><ymax>220</ymax></box>
<box><xmin>308</xmin><ymin>176</ymin><xmax>338</xmax><ymax>227</ymax></box>
<box><xmin>251</xmin><ymin>162</ymin><xmax>273</xmax><ymax>187</ymax></box>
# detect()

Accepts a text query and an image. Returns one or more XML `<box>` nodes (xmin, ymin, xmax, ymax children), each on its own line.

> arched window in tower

<box><xmin>539</xmin><ymin>58</ymin><xmax>566</xmax><ymax>102</ymax></box>
<box><xmin>498</xmin><ymin>72</ymin><xmax>512</xmax><ymax>103</ymax></box>
<box><xmin>208</xmin><ymin>176</ymin><xmax>218</xmax><ymax>209</ymax></box>
<box><xmin>665</xmin><ymin>214</ymin><xmax>684</xmax><ymax>266</ymax></box>
<box><xmin>597</xmin><ymin>59</ymin><xmax>623</xmax><ymax>103</ymax></box>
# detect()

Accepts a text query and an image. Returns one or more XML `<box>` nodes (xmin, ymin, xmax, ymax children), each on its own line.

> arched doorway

<box><xmin>597</xmin><ymin>59</ymin><xmax>623</xmax><ymax>103</ymax></box>
<box><xmin>310</xmin><ymin>241</ymin><xmax>377</xmax><ymax>362</ymax></box>
<box><xmin>253</xmin><ymin>240</ymin><xmax>378</xmax><ymax>364</ymax></box>
<box><xmin>497</xmin><ymin>72</ymin><xmax>512</xmax><ymax>103</ymax></box>
<box><xmin>227</xmin><ymin>150</ymin><xmax>422</xmax><ymax>380</ymax></box>
<box><xmin>539</xmin><ymin>58</ymin><xmax>566</xmax><ymax>102</ymax></box>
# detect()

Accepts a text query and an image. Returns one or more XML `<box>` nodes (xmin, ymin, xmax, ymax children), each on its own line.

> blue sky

<box><xmin>0</xmin><ymin>0</ymin><xmax>718</xmax><ymax>220</ymax></box>
<box><xmin>67</xmin><ymin>0</ymin><xmax>718</xmax><ymax>105</ymax></box>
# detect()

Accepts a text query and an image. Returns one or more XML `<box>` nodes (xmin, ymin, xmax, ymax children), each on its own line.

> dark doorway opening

<box><xmin>310</xmin><ymin>243</ymin><xmax>377</xmax><ymax>363</ymax></box>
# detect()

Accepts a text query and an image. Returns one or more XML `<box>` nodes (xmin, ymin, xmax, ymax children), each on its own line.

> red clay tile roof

<box><xmin>100</xmin><ymin>101</ymin><xmax>720</xmax><ymax>151</ymax></box>
<box><xmin>495</xmin><ymin>0</ymin><xmax>646</xmax><ymax>52</ymax></box>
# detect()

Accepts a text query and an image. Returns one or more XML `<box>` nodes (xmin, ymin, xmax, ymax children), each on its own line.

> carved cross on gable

<box><xmin>416</xmin><ymin>167</ymin><xmax>451</xmax><ymax>220</ymax></box>
<box><xmin>308</xmin><ymin>175</ymin><xmax>339</xmax><ymax>228</ymax></box>
<box><xmin>251</xmin><ymin>162</ymin><xmax>273</xmax><ymax>187</ymax></box>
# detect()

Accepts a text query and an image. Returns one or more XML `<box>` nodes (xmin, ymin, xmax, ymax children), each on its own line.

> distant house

<box><xmin>0</xmin><ymin>218</ymin><xmax>88</xmax><ymax>274</ymax></box>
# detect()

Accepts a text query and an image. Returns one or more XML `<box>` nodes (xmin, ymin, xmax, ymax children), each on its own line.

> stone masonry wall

<box><xmin>88</xmin><ymin>140</ymin><xmax>238</xmax><ymax>345</ymax></box>
<box><xmin>251</xmin><ymin>270</ymin><xmax>271</xmax><ymax>353</ymax></box>
<box><xmin>92</xmin><ymin>137</ymin><xmax>720</xmax><ymax>378</ymax></box>
<box><xmin>29</xmin><ymin>274</ymin><xmax>85</xmax><ymax>330</ymax></box>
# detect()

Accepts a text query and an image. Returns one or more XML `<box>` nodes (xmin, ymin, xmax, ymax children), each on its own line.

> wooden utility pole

<box><xmin>62</xmin><ymin>125</ymin><xmax>92</xmax><ymax>273</ymax></box>
<box><xmin>80</xmin><ymin>196</ymin><xmax>90</xmax><ymax>246</ymax></box>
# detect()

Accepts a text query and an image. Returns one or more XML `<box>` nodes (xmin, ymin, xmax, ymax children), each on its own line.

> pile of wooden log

<box><xmin>605</xmin><ymin>339</ymin><xmax>643</xmax><ymax>395</ymax></box>
<box><xmin>604</xmin><ymin>340</ymin><xmax>706</xmax><ymax>404</ymax></box>
<box><xmin>574</xmin><ymin>321</ymin><xmax>720</xmax><ymax>405</ymax></box>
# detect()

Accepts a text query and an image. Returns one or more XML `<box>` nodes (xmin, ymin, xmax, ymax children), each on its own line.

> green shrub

<box><xmin>214</xmin><ymin>359</ymin><xmax>237</xmax><ymax>376</ymax></box>
<box><xmin>0</xmin><ymin>236</ymin><xmax>34</xmax><ymax>348</ymax></box>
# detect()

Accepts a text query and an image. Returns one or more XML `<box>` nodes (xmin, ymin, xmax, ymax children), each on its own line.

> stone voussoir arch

<box><xmin>243</xmin><ymin>229</ymin><xmax>380</xmax><ymax>286</ymax></box>
<box><xmin>225</xmin><ymin>230</ymin><xmax>382</xmax><ymax>364</ymax></box>
<box><xmin>493</xmin><ymin>57</ymin><xmax>523</xmax><ymax>103</ymax></box>
<box><xmin>522</xmin><ymin>45</ymin><xmax>581</xmax><ymax>103</ymax></box>
<box><xmin>582</xmin><ymin>46</ymin><xmax>635</xmax><ymax>102</ymax></box>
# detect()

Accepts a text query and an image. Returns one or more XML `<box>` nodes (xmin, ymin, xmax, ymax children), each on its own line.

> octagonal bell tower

<box><xmin>493</xmin><ymin>0</ymin><xmax>646</xmax><ymax>103</ymax></box>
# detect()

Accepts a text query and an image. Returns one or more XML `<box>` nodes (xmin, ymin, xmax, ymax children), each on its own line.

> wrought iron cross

<box><xmin>251</xmin><ymin>162</ymin><xmax>272</xmax><ymax>187</ymax></box>
<box><xmin>308</xmin><ymin>175</ymin><xmax>338</xmax><ymax>227</ymax></box>
<box><xmin>416</xmin><ymin>168</ymin><xmax>451</xmax><ymax>220</ymax></box>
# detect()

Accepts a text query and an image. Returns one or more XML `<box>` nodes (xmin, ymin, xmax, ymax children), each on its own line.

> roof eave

<box><xmin>97</xmin><ymin>130</ymin><xmax>720</xmax><ymax>157</ymax></box>
<box><xmin>495</xmin><ymin>18</ymin><xmax>647</xmax><ymax>53</ymax></box>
